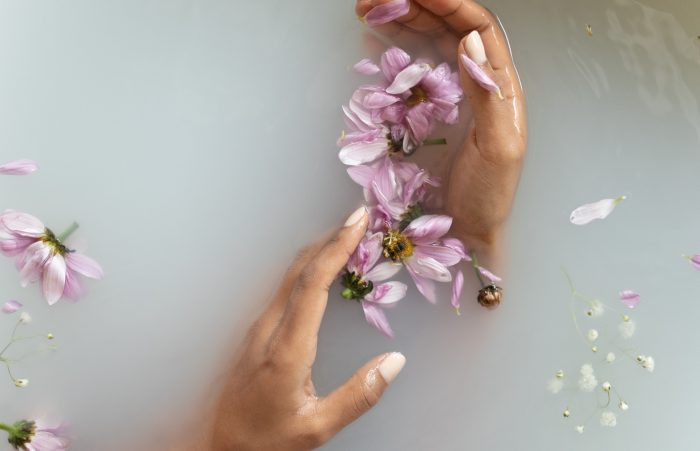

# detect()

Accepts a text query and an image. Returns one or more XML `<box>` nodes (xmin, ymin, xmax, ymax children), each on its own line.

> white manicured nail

<box><xmin>465</xmin><ymin>31</ymin><xmax>487</xmax><ymax>65</ymax></box>
<box><xmin>378</xmin><ymin>352</ymin><xmax>406</xmax><ymax>383</ymax></box>
<box><xmin>344</xmin><ymin>206</ymin><xmax>367</xmax><ymax>227</ymax></box>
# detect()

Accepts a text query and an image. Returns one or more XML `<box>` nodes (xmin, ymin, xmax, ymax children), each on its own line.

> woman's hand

<box><xmin>356</xmin><ymin>0</ymin><xmax>527</xmax><ymax>255</ymax></box>
<box><xmin>202</xmin><ymin>207</ymin><xmax>406</xmax><ymax>451</ymax></box>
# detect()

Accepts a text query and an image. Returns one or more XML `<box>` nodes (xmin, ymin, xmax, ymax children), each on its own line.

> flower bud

<box><xmin>14</xmin><ymin>378</ymin><xmax>28</xmax><ymax>388</ymax></box>
<box><xmin>477</xmin><ymin>284</ymin><xmax>502</xmax><ymax>309</ymax></box>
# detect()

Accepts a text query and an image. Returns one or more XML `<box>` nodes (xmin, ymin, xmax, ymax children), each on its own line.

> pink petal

<box><xmin>403</xmin><ymin>215</ymin><xmax>452</xmax><ymax>245</ymax></box>
<box><xmin>413</xmin><ymin>244</ymin><xmax>461</xmax><ymax>266</ymax></box>
<box><xmin>366</xmin><ymin>281</ymin><xmax>407</xmax><ymax>305</ymax></box>
<box><xmin>405</xmin><ymin>102</ymin><xmax>434</xmax><ymax>144</ymax></box>
<box><xmin>353</xmin><ymin>58</ymin><xmax>380</xmax><ymax>75</ymax></box>
<box><xmin>405</xmin><ymin>256</ymin><xmax>451</xmax><ymax>282</ymax></box>
<box><xmin>451</xmin><ymin>271</ymin><xmax>464</xmax><ymax>312</ymax></box>
<box><xmin>386</xmin><ymin>63</ymin><xmax>431</xmax><ymax>95</ymax></box>
<box><xmin>2</xmin><ymin>300</ymin><xmax>22</xmax><ymax>313</ymax></box>
<box><xmin>690</xmin><ymin>254</ymin><xmax>700</xmax><ymax>270</ymax></box>
<box><xmin>62</xmin><ymin>269</ymin><xmax>85</xmax><ymax>301</ymax></box>
<box><xmin>460</xmin><ymin>54</ymin><xmax>503</xmax><ymax>96</ymax></box>
<box><xmin>0</xmin><ymin>210</ymin><xmax>45</xmax><ymax>237</ymax></box>
<box><xmin>361</xmin><ymin>301</ymin><xmax>394</xmax><ymax>338</ymax></box>
<box><xmin>619</xmin><ymin>290</ymin><xmax>640</xmax><ymax>309</ymax></box>
<box><xmin>442</xmin><ymin>238</ymin><xmax>471</xmax><ymax>261</ymax></box>
<box><xmin>478</xmin><ymin>266</ymin><xmax>502</xmax><ymax>283</ymax></box>
<box><xmin>570</xmin><ymin>196</ymin><xmax>626</xmax><ymax>225</ymax></box>
<box><xmin>339</xmin><ymin>140</ymin><xmax>387</xmax><ymax>166</ymax></box>
<box><xmin>0</xmin><ymin>159</ymin><xmax>38</xmax><ymax>175</ymax></box>
<box><xmin>65</xmin><ymin>253</ymin><xmax>104</xmax><ymax>279</ymax></box>
<box><xmin>365</xmin><ymin>261</ymin><xmax>402</xmax><ymax>282</ymax></box>
<box><xmin>364</xmin><ymin>0</ymin><xmax>410</xmax><ymax>27</ymax></box>
<box><xmin>42</xmin><ymin>254</ymin><xmax>67</xmax><ymax>305</ymax></box>
<box><xmin>347</xmin><ymin>165</ymin><xmax>376</xmax><ymax>188</ymax></box>
<box><xmin>19</xmin><ymin>242</ymin><xmax>51</xmax><ymax>287</ymax></box>
<box><xmin>380</xmin><ymin>47</ymin><xmax>411</xmax><ymax>81</ymax></box>
<box><xmin>363</xmin><ymin>91</ymin><xmax>400</xmax><ymax>108</ymax></box>
<box><xmin>0</xmin><ymin>235</ymin><xmax>36</xmax><ymax>256</ymax></box>
<box><xmin>405</xmin><ymin>263</ymin><xmax>437</xmax><ymax>303</ymax></box>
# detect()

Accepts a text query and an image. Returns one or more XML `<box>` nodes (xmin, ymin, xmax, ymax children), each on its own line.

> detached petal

<box><xmin>689</xmin><ymin>254</ymin><xmax>700</xmax><ymax>270</ymax></box>
<box><xmin>451</xmin><ymin>271</ymin><xmax>464</xmax><ymax>313</ymax></box>
<box><xmin>570</xmin><ymin>196</ymin><xmax>626</xmax><ymax>225</ymax></box>
<box><xmin>0</xmin><ymin>210</ymin><xmax>45</xmax><ymax>237</ymax></box>
<box><xmin>403</xmin><ymin>215</ymin><xmax>452</xmax><ymax>245</ymax></box>
<box><xmin>619</xmin><ymin>290</ymin><xmax>640</xmax><ymax>309</ymax></box>
<box><xmin>339</xmin><ymin>140</ymin><xmax>387</xmax><ymax>166</ymax></box>
<box><xmin>65</xmin><ymin>253</ymin><xmax>104</xmax><ymax>279</ymax></box>
<box><xmin>353</xmin><ymin>58</ymin><xmax>380</xmax><ymax>75</ymax></box>
<box><xmin>386</xmin><ymin>63</ymin><xmax>431</xmax><ymax>95</ymax></box>
<box><xmin>460</xmin><ymin>54</ymin><xmax>503</xmax><ymax>97</ymax></box>
<box><xmin>364</xmin><ymin>0</ymin><xmax>410</xmax><ymax>27</ymax></box>
<box><xmin>478</xmin><ymin>266</ymin><xmax>502</xmax><ymax>283</ymax></box>
<box><xmin>361</xmin><ymin>301</ymin><xmax>394</xmax><ymax>338</ymax></box>
<box><xmin>0</xmin><ymin>159</ymin><xmax>38</xmax><ymax>175</ymax></box>
<box><xmin>2</xmin><ymin>300</ymin><xmax>22</xmax><ymax>313</ymax></box>
<box><xmin>365</xmin><ymin>261</ymin><xmax>402</xmax><ymax>282</ymax></box>
<box><xmin>42</xmin><ymin>254</ymin><xmax>67</xmax><ymax>305</ymax></box>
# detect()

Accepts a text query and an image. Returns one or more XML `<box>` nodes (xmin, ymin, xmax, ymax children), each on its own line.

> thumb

<box><xmin>318</xmin><ymin>352</ymin><xmax>406</xmax><ymax>433</ymax></box>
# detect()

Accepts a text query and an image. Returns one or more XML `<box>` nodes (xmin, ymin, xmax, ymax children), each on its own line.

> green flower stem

<box><xmin>57</xmin><ymin>221</ymin><xmax>79</xmax><ymax>242</ymax></box>
<box><xmin>422</xmin><ymin>138</ymin><xmax>447</xmax><ymax>146</ymax></box>
<box><xmin>470</xmin><ymin>250</ymin><xmax>486</xmax><ymax>288</ymax></box>
<box><xmin>0</xmin><ymin>422</ymin><xmax>15</xmax><ymax>435</ymax></box>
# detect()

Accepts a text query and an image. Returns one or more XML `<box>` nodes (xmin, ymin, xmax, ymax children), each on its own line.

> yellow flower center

<box><xmin>406</xmin><ymin>86</ymin><xmax>429</xmax><ymax>107</ymax></box>
<box><xmin>382</xmin><ymin>229</ymin><xmax>413</xmax><ymax>262</ymax></box>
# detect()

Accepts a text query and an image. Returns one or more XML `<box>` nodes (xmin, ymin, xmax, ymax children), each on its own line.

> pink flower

<box><xmin>619</xmin><ymin>290</ymin><xmax>640</xmax><ymax>309</ymax></box>
<box><xmin>363</xmin><ymin>0</ymin><xmax>410</xmax><ymax>26</ymax></box>
<box><xmin>2</xmin><ymin>300</ymin><xmax>22</xmax><ymax>314</ymax></box>
<box><xmin>342</xmin><ymin>233</ymin><xmax>406</xmax><ymax>337</ymax></box>
<box><xmin>0</xmin><ymin>159</ymin><xmax>38</xmax><ymax>176</ymax></box>
<box><xmin>3</xmin><ymin>419</ymin><xmax>69</xmax><ymax>450</ymax></box>
<box><xmin>383</xmin><ymin>215</ymin><xmax>462</xmax><ymax>303</ymax></box>
<box><xmin>0</xmin><ymin>210</ymin><xmax>103</xmax><ymax>305</ymax></box>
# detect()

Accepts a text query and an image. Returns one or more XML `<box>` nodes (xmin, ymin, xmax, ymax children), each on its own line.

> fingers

<box><xmin>274</xmin><ymin>206</ymin><xmax>369</xmax><ymax>356</ymax></box>
<box><xmin>318</xmin><ymin>352</ymin><xmax>406</xmax><ymax>433</ymax></box>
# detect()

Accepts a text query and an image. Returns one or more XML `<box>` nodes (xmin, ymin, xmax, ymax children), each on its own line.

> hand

<box><xmin>356</xmin><ymin>0</ymin><xmax>527</xmax><ymax>255</ymax></box>
<box><xmin>201</xmin><ymin>207</ymin><xmax>406</xmax><ymax>451</ymax></box>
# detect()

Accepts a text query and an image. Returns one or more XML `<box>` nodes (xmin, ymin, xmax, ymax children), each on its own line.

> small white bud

<box><xmin>575</xmin><ymin>425</ymin><xmax>585</xmax><ymax>434</ymax></box>
<box><xmin>619</xmin><ymin>401</ymin><xmax>629</xmax><ymax>411</ymax></box>
<box><xmin>602</xmin><ymin>381</ymin><xmax>611</xmax><ymax>392</ymax></box>
<box><xmin>606</xmin><ymin>352</ymin><xmax>616</xmax><ymax>363</ymax></box>
<box><xmin>19</xmin><ymin>312</ymin><xmax>31</xmax><ymax>324</ymax></box>
<box><xmin>587</xmin><ymin>329</ymin><xmax>599</xmax><ymax>341</ymax></box>
<box><xmin>14</xmin><ymin>378</ymin><xmax>28</xmax><ymax>388</ymax></box>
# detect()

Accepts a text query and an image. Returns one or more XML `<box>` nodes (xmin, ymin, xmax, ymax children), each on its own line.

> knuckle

<box><xmin>295</xmin><ymin>268</ymin><xmax>318</xmax><ymax>293</ymax></box>
<box><xmin>297</xmin><ymin>419</ymin><xmax>329</xmax><ymax>449</ymax></box>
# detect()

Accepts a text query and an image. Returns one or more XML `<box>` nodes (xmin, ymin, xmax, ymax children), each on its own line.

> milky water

<box><xmin>0</xmin><ymin>0</ymin><xmax>698</xmax><ymax>450</ymax></box>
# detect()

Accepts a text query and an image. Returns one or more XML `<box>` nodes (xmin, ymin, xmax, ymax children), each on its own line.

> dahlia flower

<box><xmin>0</xmin><ymin>210</ymin><xmax>103</xmax><ymax>305</ymax></box>
<box><xmin>0</xmin><ymin>419</ymin><xmax>68</xmax><ymax>450</ymax></box>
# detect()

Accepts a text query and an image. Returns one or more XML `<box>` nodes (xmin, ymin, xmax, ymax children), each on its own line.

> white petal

<box><xmin>365</xmin><ymin>262</ymin><xmax>402</xmax><ymax>282</ymax></box>
<box><xmin>338</xmin><ymin>141</ymin><xmax>387</xmax><ymax>166</ymax></box>
<box><xmin>42</xmin><ymin>255</ymin><xmax>67</xmax><ymax>305</ymax></box>
<box><xmin>386</xmin><ymin>63</ymin><xmax>431</xmax><ymax>94</ymax></box>
<box><xmin>570</xmin><ymin>196</ymin><xmax>626</xmax><ymax>225</ymax></box>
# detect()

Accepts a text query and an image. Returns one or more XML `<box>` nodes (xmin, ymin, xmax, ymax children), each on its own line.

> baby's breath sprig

<box><xmin>0</xmin><ymin>312</ymin><xmax>56</xmax><ymax>388</ymax></box>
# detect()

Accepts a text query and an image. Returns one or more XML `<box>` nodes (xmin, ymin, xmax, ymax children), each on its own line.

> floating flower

<box><xmin>0</xmin><ymin>210</ymin><xmax>103</xmax><ymax>305</ymax></box>
<box><xmin>0</xmin><ymin>419</ymin><xmax>69</xmax><ymax>450</ymax></box>
<box><xmin>600</xmin><ymin>411</ymin><xmax>617</xmax><ymax>427</ymax></box>
<box><xmin>606</xmin><ymin>352</ymin><xmax>616</xmax><ymax>363</ymax></box>
<box><xmin>2</xmin><ymin>300</ymin><xmax>22</xmax><ymax>314</ymax></box>
<box><xmin>569</xmin><ymin>196</ymin><xmax>626</xmax><ymax>225</ymax></box>
<box><xmin>381</xmin><ymin>215</ymin><xmax>461</xmax><ymax>303</ymax></box>
<box><xmin>547</xmin><ymin>370</ymin><xmax>564</xmax><ymax>394</ymax></box>
<box><xmin>341</xmin><ymin>233</ymin><xmax>405</xmax><ymax>337</ymax></box>
<box><xmin>636</xmin><ymin>355</ymin><xmax>655</xmax><ymax>372</ymax></box>
<box><xmin>619</xmin><ymin>290</ymin><xmax>640</xmax><ymax>308</ymax></box>
<box><xmin>587</xmin><ymin>329</ymin><xmax>599</xmax><ymax>342</ymax></box>
<box><xmin>619</xmin><ymin>319</ymin><xmax>636</xmax><ymax>339</ymax></box>
<box><xmin>575</xmin><ymin>425</ymin><xmax>585</xmax><ymax>434</ymax></box>
<box><xmin>0</xmin><ymin>159</ymin><xmax>38</xmax><ymax>176</ymax></box>
<box><xmin>586</xmin><ymin>299</ymin><xmax>604</xmax><ymax>317</ymax></box>
<box><xmin>362</xmin><ymin>0</ymin><xmax>410</xmax><ymax>26</ymax></box>
<box><xmin>578</xmin><ymin>364</ymin><xmax>598</xmax><ymax>392</ymax></box>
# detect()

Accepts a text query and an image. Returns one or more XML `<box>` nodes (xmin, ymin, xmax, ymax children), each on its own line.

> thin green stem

<box><xmin>0</xmin><ymin>320</ymin><xmax>21</xmax><ymax>357</ymax></box>
<box><xmin>422</xmin><ymin>138</ymin><xmax>447</xmax><ymax>146</ymax></box>
<box><xmin>57</xmin><ymin>221</ymin><xmax>79</xmax><ymax>242</ymax></box>
<box><xmin>470</xmin><ymin>250</ymin><xmax>486</xmax><ymax>287</ymax></box>
<box><xmin>0</xmin><ymin>422</ymin><xmax>15</xmax><ymax>434</ymax></box>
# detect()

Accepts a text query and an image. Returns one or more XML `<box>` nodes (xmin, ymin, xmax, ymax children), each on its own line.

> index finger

<box><xmin>274</xmin><ymin>206</ymin><xmax>369</xmax><ymax>357</ymax></box>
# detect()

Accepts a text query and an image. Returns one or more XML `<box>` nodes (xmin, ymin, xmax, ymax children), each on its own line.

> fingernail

<box><xmin>378</xmin><ymin>352</ymin><xmax>406</xmax><ymax>383</ymax></box>
<box><xmin>465</xmin><ymin>31</ymin><xmax>487</xmax><ymax>65</ymax></box>
<box><xmin>344</xmin><ymin>205</ymin><xmax>367</xmax><ymax>227</ymax></box>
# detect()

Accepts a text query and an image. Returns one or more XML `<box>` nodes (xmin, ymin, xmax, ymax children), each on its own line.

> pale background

<box><xmin>0</xmin><ymin>0</ymin><xmax>699</xmax><ymax>450</ymax></box>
